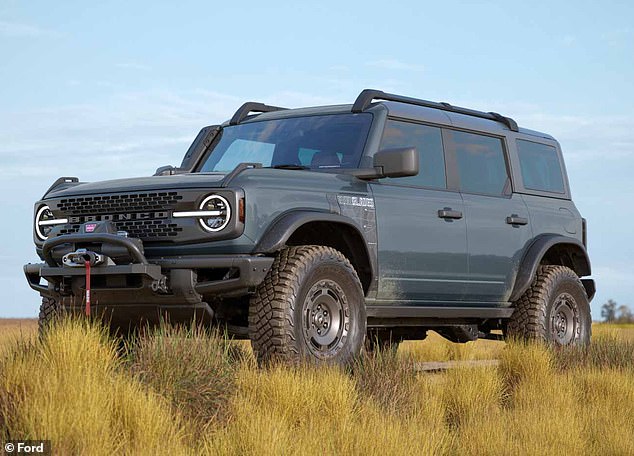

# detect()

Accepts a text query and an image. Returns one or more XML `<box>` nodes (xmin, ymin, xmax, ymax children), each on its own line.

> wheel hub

<box><xmin>550</xmin><ymin>292</ymin><xmax>578</xmax><ymax>345</ymax></box>
<box><xmin>302</xmin><ymin>279</ymin><xmax>349</xmax><ymax>358</ymax></box>
<box><xmin>555</xmin><ymin>312</ymin><xmax>568</xmax><ymax>336</ymax></box>
<box><xmin>312</xmin><ymin>304</ymin><xmax>330</xmax><ymax>331</ymax></box>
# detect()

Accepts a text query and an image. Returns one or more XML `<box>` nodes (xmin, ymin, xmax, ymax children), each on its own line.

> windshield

<box><xmin>197</xmin><ymin>113</ymin><xmax>372</xmax><ymax>172</ymax></box>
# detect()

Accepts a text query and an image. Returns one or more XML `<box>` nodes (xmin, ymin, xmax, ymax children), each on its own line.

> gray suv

<box><xmin>24</xmin><ymin>89</ymin><xmax>595</xmax><ymax>364</ymax></box>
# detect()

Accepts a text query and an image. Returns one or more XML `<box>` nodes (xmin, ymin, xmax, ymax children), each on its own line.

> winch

<box><xmin>61</xmin><ymin>248</ymin><xmax>108</xmax><ymax>316</ymax></box>
<box><xmin>62</xmin><ymin>248</ymin><xmax>107</xmax><ymax>268</ymax></box>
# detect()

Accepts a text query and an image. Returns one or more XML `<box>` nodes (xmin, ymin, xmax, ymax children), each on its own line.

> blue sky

<box><xmin>1</xmin><ymin>0</ymin><xmax>632</xmax><ymax>318</ymax></box>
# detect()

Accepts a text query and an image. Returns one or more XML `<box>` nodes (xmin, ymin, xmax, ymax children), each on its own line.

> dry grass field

<box><xmin>1</xmin><ymin>318</ymin><xmax>633</xmax><ymax>455</ymax></box>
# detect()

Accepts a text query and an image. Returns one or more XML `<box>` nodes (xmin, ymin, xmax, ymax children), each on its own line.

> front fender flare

<box><xmin>254</xmin><ymin>210</ymin><xmax>367</xmax><ymax>254</ymax></box>
<box><xmin>253</xmin><ymin>210</ymin><xmax>376</xmax><ymax>293</ymax></box>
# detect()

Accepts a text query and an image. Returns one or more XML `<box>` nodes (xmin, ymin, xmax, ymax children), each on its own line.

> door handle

<box><xmin>506</xmin><ymin>215</ymin><xmax>528</xmax><ymax>226</ymax></box>
<box><xmin>438</xmin><ymin>208</ymin><xmax>463</xmax><ymax>220</ymax></box>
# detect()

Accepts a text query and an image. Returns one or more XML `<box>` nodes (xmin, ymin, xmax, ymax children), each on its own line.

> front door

<box><xmin>372</xmin><ymin>119</ymin><xmax>468</xmax><ymax>303</ymax></box>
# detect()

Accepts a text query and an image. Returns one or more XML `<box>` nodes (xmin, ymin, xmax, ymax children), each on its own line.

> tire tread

<box><xmin>248</xmin><ymin>245</ymin><xmax>363</xmax><ymax>364</ymax></box>
<box><xmin>38</xmin><ymin>296</ymin><xmax>61</xmax><ymax>334</ymax></box>
<box><xmin>507</xmin><ymin>265</ymin><xmax>591</xmax><ymax>344</ymax></box>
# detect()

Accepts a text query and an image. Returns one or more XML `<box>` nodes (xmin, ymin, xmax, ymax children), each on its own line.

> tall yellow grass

<box><xmin>1</xmin><ymin>320</ymin><xmax>633</xmax><ymax>455</ymax></box>
<box><xmin>0</xmin><ymin>319</ymin><xmax>188</xmax><ymax>455</ymax></box>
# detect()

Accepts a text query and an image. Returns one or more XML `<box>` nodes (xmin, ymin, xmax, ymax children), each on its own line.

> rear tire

<box><xmin>506</xmin><ymin>265</ymin><xmax>591</xmax><ymax>346</ymax></box>
<box><xmin>248</xmin><ymin>246</ymin><xmax>366</xmax><ymax>365</ymax></box>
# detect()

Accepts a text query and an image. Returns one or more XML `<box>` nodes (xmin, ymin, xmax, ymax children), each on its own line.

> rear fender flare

<box><xmin>510</xmin><ymin>234</ymin><xmax>591</xmax><ymax>302</ymax></box>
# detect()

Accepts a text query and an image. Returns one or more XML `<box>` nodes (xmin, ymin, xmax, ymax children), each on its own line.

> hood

<box><xmin>45</xmin><ymin>173</ymin><xmax>227</xmax><ymax>198</ymax></box>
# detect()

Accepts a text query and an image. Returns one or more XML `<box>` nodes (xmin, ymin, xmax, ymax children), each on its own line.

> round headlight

<box><xmin>198</xmin><ymin>195</ymin><xmax>231</xmax><ymax>232</ymax></box>
<box><xmin>35</xmin><ymin>205</ymin><xmax>67</xmax><ymax>240</ymax></box>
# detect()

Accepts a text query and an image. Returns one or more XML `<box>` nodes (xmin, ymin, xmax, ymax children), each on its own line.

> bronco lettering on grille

<box><xmin>67</xmin><ymin>212</ymin><xmax>169</xmax><ymax>223</ymax></box>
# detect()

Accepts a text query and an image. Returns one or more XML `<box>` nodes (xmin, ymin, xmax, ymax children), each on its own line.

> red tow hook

<box><xmin>62</xmin><ymin>249</ymin><xmax>102</xmax><ymax>317</ymax></box>
<box><xmin>85</xmin><ymin>261</ymin><xmax>91</xmax><ymax>316</ymax></box>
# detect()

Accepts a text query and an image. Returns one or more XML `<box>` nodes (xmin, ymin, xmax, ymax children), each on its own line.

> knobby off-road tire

<box><xmin>38</xmin><ymin>296</ymin><xmax>62</xmax><ymax>335</ymax></box>
<box><xmin>507</xmin><ymin>265</ymin><xmax>591</xmax><ymax>346</ymax></box>
<box><xmin>248</xmin><ymin>246</ymin><xmax>366</xmax><ymax>365</ymax></box>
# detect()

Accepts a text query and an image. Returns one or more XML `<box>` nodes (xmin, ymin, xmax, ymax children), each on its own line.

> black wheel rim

<box><xmin>302</xmin><ymin>279</ymin><xmax>349</xmax><ymax>359</ymax></box>
<box><xmin>550</xmin><ymin>292</ymin><xmax>579</xmax><ymax>345</ymax></box>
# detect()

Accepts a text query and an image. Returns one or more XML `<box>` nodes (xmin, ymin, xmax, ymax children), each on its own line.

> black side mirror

<box><xmin>374</xmin><ymin>147</ymin><xmax>419</xmax><ymax>178</ymax></box>
<box><xmin>353</xmin><ymin>147</ymin><xmax>419</xmax><ymax>180</ymax></box>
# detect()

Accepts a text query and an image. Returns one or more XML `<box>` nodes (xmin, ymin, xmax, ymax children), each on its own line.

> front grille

<box><xmin>53</xmin><ymin>191</ymin><xmax>185</xmax><ymax>241</ymax></box>
<box><xmin>56</xmin><ymin>192</ymin><xmax>182</xmax><ymax>215</ymax></box>
<box><xmin>59</xmin><ymin>220</ymin><xmax>182</xmax><ymax>239</ymax></box>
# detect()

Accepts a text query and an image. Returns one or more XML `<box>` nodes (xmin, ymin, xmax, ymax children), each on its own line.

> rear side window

<box><xmin>451</xmin><ymin>130</ymin><xmax>509</xmax><ymax>196</ymax></box>
<box><xmin>517</xmin><ymin>139</ymin><xmax>565</xmax><ymax>194</ymax></box>
<box><xmin>379</xmin><ymin>120</ymin><xmax>446</xmax><ymax>189</ymax></box>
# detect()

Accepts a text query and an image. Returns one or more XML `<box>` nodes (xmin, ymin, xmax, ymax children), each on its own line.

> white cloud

<box><xmin>0</xmin><ymin>20</ymin><xmax>55</xmax><ymax>37</ymax></box>
<box><xmin>602</xmin><ymin>28</ymin><xmax>633</xmax><ymax>48</ymax></box>
<box><xmin>259</xmin><ymin>91</ymin><xmax>339</xmax><ymax>108</ymax></box>
<box><xmin>561</xmin><ymin>35</ymin><xmax>576</xmax><ymax>46</ymax></box>
<box><xmin>592</xmin><ymin>265</ymin><xmax>634</xmax><ymax>287</ymax></box>
<box><xmin>0</xmin><ymin>90</ymin><xmax>266</xmax><ymax>181</ymax></box>
<box><xmin>367</xmin><ymin>59</ymin><xmax>425</xmax><ymax>72</ymax></box>
<box><xmin>115</xmin><ymin>62</ymin><xmax>152</xmax><ymax>71</ymax></box>
<box><xmin>516</xmin><ymin>113</ymin><xmax>634</xmax><ymax>162</ymax></box>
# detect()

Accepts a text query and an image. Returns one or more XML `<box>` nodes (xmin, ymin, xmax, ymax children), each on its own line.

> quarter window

<box><xmin>379</xmin><ymin>120</ymin><xmax>446</xmax><ymax>189</ymax></box>
<box><xmin>452</xmin><ymin>130</ymin><xmax>509</xmax><ymax>196</ymax></box>
<box><xmin>517</xmin><ymin>139</ymin><xmax>565</xmax><ymax>194</ymax></box>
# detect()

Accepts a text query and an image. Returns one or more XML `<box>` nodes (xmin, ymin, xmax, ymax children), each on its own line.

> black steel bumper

<box><xmin>24</xmin><ymin>233</ymin><xmax>274</xmax><ymax>321</ymax></box>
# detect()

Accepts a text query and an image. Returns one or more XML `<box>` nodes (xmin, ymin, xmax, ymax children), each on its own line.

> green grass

<box><xmin>1</xmin><ymin>319</ymin><xmax>633</xmax><ymax>454</ymax></box>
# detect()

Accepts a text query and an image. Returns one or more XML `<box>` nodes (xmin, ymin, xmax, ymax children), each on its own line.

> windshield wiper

<box><xmin>271</xmin><ymin>164</ymin><xmax>310</xmax><ymax>170</ymax></box>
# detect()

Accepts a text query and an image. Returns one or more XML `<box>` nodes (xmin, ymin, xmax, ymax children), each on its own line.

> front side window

<box><xmin>198</xmin><ymin>113</ymin><xmax>372</xmax><ymax>172</ymax></box>
<box><xmin>517</xmin><ymin>139</ymin><xmax>565</xmax><ymax>194</ymax></box>
<box><xmin>379</xmin><ymin>119</ymin><xmax>446</xmax><ymax>189</ymax></box>
<box><xmin>451</xmin><ymin>130</ymin><xmax>509</xmax><ymax>196</ymax></box>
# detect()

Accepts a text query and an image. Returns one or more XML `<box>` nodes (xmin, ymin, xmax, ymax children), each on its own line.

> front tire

<box><xmin>248</xmin><ymin>246</ymin><xmax>366</xmax><ymax>365</ymax></box>
<box><xmin>38</xmin><ymin>296</ymin><xmax>62</xmax><ymax>334</ymax></box>
<box><xmin>506</xmin><ymin>265</ymin><xmax>591</xmax><ymax>346</ymax></box>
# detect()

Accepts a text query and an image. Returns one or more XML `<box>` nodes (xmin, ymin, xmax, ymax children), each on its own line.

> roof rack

<box><xmin>229</xmin><ymin>102</ymin><xmax>287</xmax><ymax>125</ymax></box>
<box><xmin>351</xmin><ymin>89</ymin><xmax>519</xmax><ymax>132</ymax></box>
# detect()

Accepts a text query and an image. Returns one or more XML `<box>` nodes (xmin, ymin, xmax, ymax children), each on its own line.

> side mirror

<box><xmin>154</xmin><ymin>165</ymin><xmax>185</xmax><ymax>176</ymax></box>
<box><xmin>374</xmin><ymin>147</ymin><xmax>419</xmax><ymax>178</ymax></box>
<box><xmin>353</xmin><ymin>147</ymin><xmax>419</xmax><ymax>180</ymax></box>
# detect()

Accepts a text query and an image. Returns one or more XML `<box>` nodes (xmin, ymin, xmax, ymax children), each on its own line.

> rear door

<box><xmin>446</xmin><ymin>129</ymin><xmax>533</xmax><ymax>303</ymax></box>
<box><xmin>371</xmin><ymin>119</ymin><xmax>468</xmax><ymax>303</ymax></box>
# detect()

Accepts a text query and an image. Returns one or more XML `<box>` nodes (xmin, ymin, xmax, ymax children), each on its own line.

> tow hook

<box><xmin>61</xmin><ymin>248</ymin><xmax>104</xmax><ymax>317</ymax></box>
<box><xmin>62</xmin><ymin>249</ymin><xmax>105</xmax><ymax>268</ymax></box>
<box><xmin>151</xmin><ymin>277</ymin><xmax>169</xmax><ymax>294</ymax></box>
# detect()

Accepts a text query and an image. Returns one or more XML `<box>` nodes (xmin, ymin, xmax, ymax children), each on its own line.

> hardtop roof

<box><xmin>229</xmin><ymin>99</ymin><xmax>555</xmax><ymax>141</ymax></box>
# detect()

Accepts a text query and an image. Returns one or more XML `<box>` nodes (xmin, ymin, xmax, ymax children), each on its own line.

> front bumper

<box><xmin>24</xmin><ymin>233</ymin><xmax>273</xmax><ymax>323</ymax></box>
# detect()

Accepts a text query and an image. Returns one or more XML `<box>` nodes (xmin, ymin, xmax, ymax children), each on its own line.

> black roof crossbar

<box><xmin>352</xmin><ymin>89</ymin><xmax>519</xmax><ymax>132</ymax></box>
<box><xmin>229</xmin><ymin>102</ymin><xmax>287</xmax><ymax>126</ymax></box>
